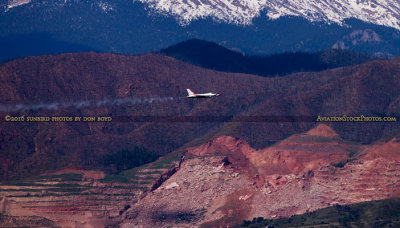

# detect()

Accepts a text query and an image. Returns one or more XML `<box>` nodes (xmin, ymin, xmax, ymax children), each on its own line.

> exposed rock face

<box><xmin>188</xmin><ymin>124</ymin><xmax>351</xmax><ymax>176</ymax></box>
<box><xmin>250</xmin><ymin>125</ymin><xmax>350</xmax><ymax>176</ymax></box>
<box><xmin>122</xmin><ymin>125</ymin><xmax>400</xmax><ymax>227</ymax></box>
<box><xmin>122</xmin><ymin>156</ymin><xmax>255</xmax><ymax>228</ymax></box>
<box><xmin>150</xmin><ymin>166</ymin><xmax>180</xmax><ymax>191</ymax></box>
<box><xmin>1</xmin><ymin>125</ymin><xmax>399</xmax><ymax>227</ymax></box>
<box><xmin>333</xmin><ymin>29</ymin><xmax>382</xmax><ymax>50</ymax></box>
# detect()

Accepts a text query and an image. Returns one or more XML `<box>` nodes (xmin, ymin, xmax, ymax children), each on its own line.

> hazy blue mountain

<box><xmin>160</xmin><ymin>39</ymin><xmax>374</xmax><ymax>77</ymax></box>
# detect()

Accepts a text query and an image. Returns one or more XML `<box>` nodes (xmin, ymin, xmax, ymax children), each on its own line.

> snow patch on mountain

<box><xmin>138</xmin><ymin>0</ymin><xmax>400</xmax><ymax>30</ymax></box>
<box><xmin>265</xmin><ymin>0</ymin><xmax>400</xmax><ymax>29</ymax></box>
<box><xmin>7</xmin><ymin>0</ymin><xmax>31</xmax><ymax>10</ymax></box>
<box><xmin>138</xmin><ymin>0</ymin><xmax>267</xmax><ymax>25</ymax></box>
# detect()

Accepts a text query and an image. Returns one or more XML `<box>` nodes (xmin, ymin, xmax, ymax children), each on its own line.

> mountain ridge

<box><xmin>139</xmin><ymin>0</ymin><xmax>400</xmax><ymax>30</ymax></box>
<box><xmin>1</xmin><ymin>1</ymin><xmax>400</xmax><ymax>59</ymax></box>
<box><xmin>0</xmin><ymin>52</ymin><xmax>399</xmax><ymax>182</ymax></box>
<box><xmin>1</xmin><ymin>124</ymin><xmax>399</xmax><ymax>227</ymax></box>
<box><xmin>6</xmin><ymin>0</ymin><xmax>400</xmax><ymax>30</ymax></box>
<box><xmin>160</xmin><ymin>39</ymin><xmax>374</xmax><ymax>77</ymax></box>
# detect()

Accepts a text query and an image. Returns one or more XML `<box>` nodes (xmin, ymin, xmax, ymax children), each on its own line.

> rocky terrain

<box><xmin>0</xmin><ymin>166</ymin><xmax>172</xmax><ymax>227</ymax></box>
<box><xmin>1</xmin><ymin>124</ymin><xmax>399</xmax><ymax>227</ymax></box>
<box><xmin>1</xmin><ymin>1</ymin><xmax>400</xmax><ymax>227</ymax></box>
<box><xmin>120</xmin><ymin>124</ymin><xmax>400</xmax><ymax>227</ymax></box>
<box><xmin>0</xmin><ymin>52</ymin><xmax>399</xmax><ymax>227</ymax></box>
<box><xmin>0</xmin><ymin>53</ymin><xmax>399</xmax><ymax>182</ymax></box>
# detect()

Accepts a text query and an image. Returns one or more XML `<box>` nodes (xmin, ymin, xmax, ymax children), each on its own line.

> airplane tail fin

<box><xmin>186</xmin><ymin>89</ymin><xmax>195</xmax><ymax>96</ymax></box>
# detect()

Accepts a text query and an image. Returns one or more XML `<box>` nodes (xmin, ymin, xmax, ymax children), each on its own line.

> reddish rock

<box><xmin>122</xmin><ymin>125</ymin><xmax>400</xmax><ymax>227</ymax></box>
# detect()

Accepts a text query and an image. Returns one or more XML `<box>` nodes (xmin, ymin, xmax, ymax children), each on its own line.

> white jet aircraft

<box><xmin>186</xmin><ymin>89</ymin><xmax>220</xmax><ymax>98</ymax></box>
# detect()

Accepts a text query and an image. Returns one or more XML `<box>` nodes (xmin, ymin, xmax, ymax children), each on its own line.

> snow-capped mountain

<box><xmin>1</xmin><ymin>0</ymin><xmax>400</xmax><ymax>60</ymax></box>
<box><xmin>4</xmin><ymin>0</ymin><xmax>400</xmax><ymax>30</ymax></box>
<box><xmin>138</xmin><ymin>0</ymin><xmax>400</xmax><ymax>30</ymax></box>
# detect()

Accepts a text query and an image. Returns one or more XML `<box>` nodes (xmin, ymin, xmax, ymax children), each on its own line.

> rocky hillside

<box><xmin>0</xmin><ymin>53</ymin><xmax>399</xmax><ymax>181</ymax></box>
<box><xmin>121</xmin><ymin>125</ymin><xmax>400</xmax><ymax>227</ymax></box>
<box><xmin>1</xmin><ymin>124</ymin><xmax>399</xmax><ymax>227</ymax></box>
<box><xmin>0</xmin><ymin>166</ymin><xmax>173</xmax><ymax>227</ymax></box>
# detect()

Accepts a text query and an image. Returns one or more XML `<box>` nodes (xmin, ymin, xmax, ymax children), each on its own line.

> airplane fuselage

<box><xmin>186</xmin><ymin>89</ymin><xmax>220</xmax><ymax>98</ymax></box>
<box><xmin>187</xmin><ymin>93</ymin><xmax>220</xmax><ymax>98</ymax></box>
